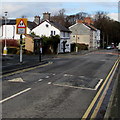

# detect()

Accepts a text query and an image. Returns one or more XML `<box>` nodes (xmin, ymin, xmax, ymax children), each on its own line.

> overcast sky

<box><xmin>1</xmin><ymin>0</ymin><xmax>119</xmax><ymax>21</ymax></box>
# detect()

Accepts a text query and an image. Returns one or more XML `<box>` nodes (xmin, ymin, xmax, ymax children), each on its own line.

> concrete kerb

<box><xmin>2</xmin><ymin>60</ymin><xmax>48</xmax><ymax>75</ymax></box>
<box><xmin>2</xmin><ymin>49</ymin><xmax>98</xmax><ymax>75</ymax></box>
<box><xmin>104</xmin><ymin>60</ymin><xmax>120</xmax><ymax>119</ymax></box>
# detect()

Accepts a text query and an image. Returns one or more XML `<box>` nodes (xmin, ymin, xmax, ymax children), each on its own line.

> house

<box><xmin>69</xmin><ymin>18</ymin><xmax>100</xmax><ymax>50</ymax></box>
<box><xmin>0</xmin><ymin>19</ymin><xmax>37</xmax><ymax>40</ymax></box>
<box><xmin>32</xmin><ymin>13</ymin><xmax>71</xmax><ymax>53</ymax></box>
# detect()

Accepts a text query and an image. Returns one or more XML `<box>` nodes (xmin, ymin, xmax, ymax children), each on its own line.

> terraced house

<box><xmin>69</xmin><ymin>17</ymin><xmax>100</xmax><ymax>50</ymax></box>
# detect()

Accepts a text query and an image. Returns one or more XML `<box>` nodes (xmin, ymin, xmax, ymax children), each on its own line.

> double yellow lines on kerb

<box><xmin>1</xmin><ymin>62</ymin><xmax>53</xmax><ymax>78</ymax></box>
<box><xmin>82</xmin><ymin>57</ymin><xmax>120</xmax><ymax>119</ymax></box>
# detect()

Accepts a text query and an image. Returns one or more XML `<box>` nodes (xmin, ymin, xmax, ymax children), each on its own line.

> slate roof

<box><xmin>50</xmin><ymin>21</ymin><xmax>71</xmax><ymax>32</ymax></box>
<box><xmin>27</xmin><ymin>21</ymin><xmax>38</xmax><ymax>30</ymax></box>
<box><xmin>41</xmin><ymin>20</ymin><xmax>71</xmax><ymax>32</ymax></box>
<box><xmin>1</xmin><ymin>19</ymin><xmax>37</xmax><ymax>30</ymax></box>
<box><xmin>85</xmin><ymin>23</ymin><xmax>97</xmax><ymax>31</ymax></box>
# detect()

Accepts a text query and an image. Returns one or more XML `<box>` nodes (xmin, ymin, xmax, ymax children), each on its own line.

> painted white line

<box><xmin>64</xmin><ymin>74</ymin><xmax>73</xmax><ymax>77</ymax></box>
<box><xmin>38</xmin><ymin>79</ymin><xmax>43</xmax><ymax>82</ymax></box>
<box><xmin>8</xmin><ymin>77</ymin><xmax>25</xmax><ymax>83</ymax></box>
<box><xmin>79</xmin><ymin>76</ymin><xmax>85</xmax><ymax>78</ymax></box>
<box><xmin>48</xmin><ymin>82</ymin><xmax>52</xmax><ymax>85</ymax></box>
<box><xmin>0</xmin><ymin>88</ymin><xmax>31</xmax><ymax>103</ymax></box>
<box><xmin>94</xmin><ymin>79</ymin><xmax>103</xmax><ymax>90</ymax></box>
<box><xmin>45</xmin><ymin>76</ymin><xmax>50</xmax><ymax>78</ymax></box>
<box><xmin>53</xmin><ymin>83</ymin><xmax>95</xmax><ymax>91</ymax></box>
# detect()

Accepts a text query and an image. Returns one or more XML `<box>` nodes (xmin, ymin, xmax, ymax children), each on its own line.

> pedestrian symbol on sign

<box><xmin>16</xmin><ymin>18</ymin><xmax>27</xmax><ymax>34</ymax></box>
<box><xmin>18</xmin><ymin>19</ymin><xmax>26</xmax><ymax>28</ymax></box>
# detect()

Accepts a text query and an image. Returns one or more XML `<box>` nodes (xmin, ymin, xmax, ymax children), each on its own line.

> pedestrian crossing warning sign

<box><xmin>16</xmin><ymin>18</ymin><xmax>27</xmax><ymax>34</ymax></box>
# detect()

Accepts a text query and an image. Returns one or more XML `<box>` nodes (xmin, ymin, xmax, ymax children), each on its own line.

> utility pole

<box><xmin>76</xmin><ymin>34</ymin><xmax>78</xmax><ymax>52</ymax></box>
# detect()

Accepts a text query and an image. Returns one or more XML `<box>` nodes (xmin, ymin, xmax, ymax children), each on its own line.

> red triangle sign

<box><xmin>17</xmin><ymin>19</ymin><xmax>26</xmax><ymax>28</ymax></box>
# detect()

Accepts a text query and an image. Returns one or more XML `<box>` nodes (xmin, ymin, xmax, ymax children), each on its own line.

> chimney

<box><xmin>76</xmin><ymin>19</ymin><xmax>83</xmax><ymax>24</ymax></box>
<box><xmin>34</xmin><ymin>16</ymin><xmax>40</xmax><ymax>25</ymax></box>
<box><xmin>84</xmin><ymin>17</ymin><xmax>94</xmax><ymax>25</ymax></box>
<box><xmin>43</xmin><ymin>12</ymin><xmax>51</xmax><ymax>21</ymax></box>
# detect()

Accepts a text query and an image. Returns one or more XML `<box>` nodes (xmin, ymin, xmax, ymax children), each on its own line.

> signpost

<box><xmin>16</xmin><ymin>18</ymin><xmax>27</xmax><ymax>63</ymax></box>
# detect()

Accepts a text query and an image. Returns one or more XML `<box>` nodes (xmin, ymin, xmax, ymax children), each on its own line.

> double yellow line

<box><xmin>82</xmin><ymin>57</ymin><xmax>120</xmax><ymax>119</ymax></box>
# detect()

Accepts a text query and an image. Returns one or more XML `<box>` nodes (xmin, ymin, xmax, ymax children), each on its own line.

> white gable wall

<box><xmin>32</xmin><ymin>21</ymin><xmax>71</xmax><ymax>53</ymax></box>
<box><xmin>32</xmin><ymin>21</ymin><xmax>60</xmax><ymax>37</ymax></box>
<box><xmin>0</xmin><ymin>25</ymin><xmax>31</xmax><ymax>40</ymax></box>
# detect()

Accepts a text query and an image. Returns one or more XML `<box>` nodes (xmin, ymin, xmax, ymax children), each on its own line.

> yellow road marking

<box><xmin>90</xmin><ymin>59</ymin><xmax>119</xmax><ymax>118</ymax></box>
<box><xmin>1</xmin><ymin>62</ymin><xmax>53</xmax><ymax>78</ymax></box>
<box><xmin>82</xmin><ymin>58</ymin><xmax>119</xmax><ymax>119</ymax></box>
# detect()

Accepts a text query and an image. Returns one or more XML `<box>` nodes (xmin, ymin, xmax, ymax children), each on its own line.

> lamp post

<box><xmin>3</xmin><ymin>11</ymin><xmax>8</xmax><ymax>55</ymax></box>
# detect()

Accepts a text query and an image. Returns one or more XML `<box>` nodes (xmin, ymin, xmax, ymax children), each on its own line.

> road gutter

<box><xmin>104</xmin><ymin>62</ymin><xmax>120</xmax><ymax>119</ymax></box>
<box><xmin>82</xmin><ymin>58</ymin><xmax>120</xmax><ymax>119</ymax></box>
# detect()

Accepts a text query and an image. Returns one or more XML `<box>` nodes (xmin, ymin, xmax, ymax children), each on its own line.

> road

<box><xmin>1</xmin><ymin>50</ymin><xmax>120</xmax><ymax>119</ymax></box>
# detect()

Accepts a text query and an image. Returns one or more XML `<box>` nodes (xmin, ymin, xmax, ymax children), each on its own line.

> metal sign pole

<box><xmin>16</xmin><ymin>18</ymin><xmax>27</xmax><ymax>63</ymax></box>
<box><xmin>39</xmin><ymin>40</ymin><xmax>42</xmax><ymax>62</ymax></box>
<box><xmin>20</xmin><ymin>34</ymin><xmax>22</xmax><ymax>63</ymax></box>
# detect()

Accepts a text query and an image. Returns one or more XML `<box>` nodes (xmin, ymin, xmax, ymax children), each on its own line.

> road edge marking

<box><xmin>81</xmin><ymin>58</ymin><xmax>119</xmax><ymax>119</ymax></box>
<box><xmin>90</xmin><ymin>59</ymin><xmax>119</xmax><ymax>118</ymax></box>
<box><xmin>1</xmin><ymin>62</ymin><xmax>53</xmax><ymax>78</ymax></box>
<box><xmin>0</xmin><ymin>88</ymin><xmax>31</xmax><ymax>103</ymax></box>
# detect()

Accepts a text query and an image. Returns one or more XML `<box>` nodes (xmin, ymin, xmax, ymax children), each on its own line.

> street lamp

<box><xmin>3</xmin><ymin>11</ymin><xmax>8</xmax><ymax>55</ymax></box>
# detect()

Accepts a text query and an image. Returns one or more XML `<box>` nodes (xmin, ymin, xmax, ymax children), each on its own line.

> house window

<box><xmin>54</xmin><ymin>31</ymin><xmax>56</xmax><ymax>35</ymax></box>
<box><xmin>51</xmin><ymin>31</ymin><xmax>53</xmax><ymax>36</ymax></box>
<box><xmin>63</xmin><ymin>32</ymin><xmax>65</xmax><ymax>37</ymax></box>
<box><xmin>67</xmin><ymin>33</ymin><xmax>69</xmax><ymax>37</ymax></box>
<box><xmin>46</xmin><ymin>24</ymin><xmax>49</xmax><ymax>27</ymax></box>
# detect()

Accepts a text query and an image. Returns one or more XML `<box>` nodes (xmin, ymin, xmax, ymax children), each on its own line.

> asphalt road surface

<box><xmin>1</xmin><ymin>50</ymin><xmax>120</xmax><ymax>119</ymax></box>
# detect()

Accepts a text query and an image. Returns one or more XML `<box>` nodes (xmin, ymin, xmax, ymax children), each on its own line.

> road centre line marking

<box><xmin>82</xmin><ymin>58</ymin><xmax>119</xmax><ymax>119</ymax></box>
<box><xmin>0</xmin><ymin>88</ymin><xmax>31</xmax><ymax>103</ymax></box>
<box><xmin>1</xmin><ymin>62</ymin><xmax>53</xmax><ymax>78</ymax></box>
<box><xmin>90</xmin><ymin>59</ymin><xmax>119</xmax><ymax>118</ymax></box>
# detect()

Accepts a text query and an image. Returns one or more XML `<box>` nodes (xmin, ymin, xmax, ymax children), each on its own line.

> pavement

<box><xmin>1</xmin><ymin>50</ymin><xmax>95</xmax><ymax>74</ymax></box>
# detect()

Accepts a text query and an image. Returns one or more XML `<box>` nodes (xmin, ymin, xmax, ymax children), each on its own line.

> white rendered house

<box><xmin>32</xmin><ymin>20</ymin><xmax>71</xmax><ymax>53</ymax></box>
<box><xmin>0</xmin><ymin>19</ymin><xmax>37</xmax><ymax>40</ymax></box>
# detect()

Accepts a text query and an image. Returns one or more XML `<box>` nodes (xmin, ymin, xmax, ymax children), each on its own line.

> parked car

<box><xmin>106</xmin><ymin>46</ymin><xmax>114</xmax><ymax>50</ymax></box>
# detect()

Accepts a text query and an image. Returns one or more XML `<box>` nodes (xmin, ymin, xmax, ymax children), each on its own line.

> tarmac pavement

<box><xmin>2</xmin><ymin>50</ymin><xmax>94</xmax><ymax>74</ymax></box>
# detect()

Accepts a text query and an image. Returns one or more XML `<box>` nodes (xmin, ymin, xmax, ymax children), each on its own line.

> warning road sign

<box><xmin>18</xmin><ymin>19</ymin><xmax>26</xmax><ymax>28</ymax></box>
<box><xmin>16</xmin><ymin>18</ymin><xmax>27</xmax><ymax>34</ymax></box>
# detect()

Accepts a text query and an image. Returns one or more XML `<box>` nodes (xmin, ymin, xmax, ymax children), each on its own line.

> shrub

<box><xmin>76</xmin><ymin>43</ymin><xmax>88</xmax><ymax>51</ymax></box>
<box><xmin>1</xmin><ymin>39</ymin><xmax>20</xmax><ymax>48</ymax></box>
<box><xmin>7</xmin><ymin>47</ymin><xmax>18</xmax><ymax>54</ymax></box>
